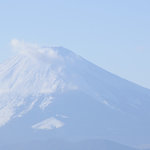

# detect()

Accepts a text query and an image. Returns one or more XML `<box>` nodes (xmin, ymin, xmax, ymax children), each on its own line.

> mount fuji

<box><xmin>0</xmin><ymin>40</ymin><xmax>150</xmax><ymax>149</ymax></box>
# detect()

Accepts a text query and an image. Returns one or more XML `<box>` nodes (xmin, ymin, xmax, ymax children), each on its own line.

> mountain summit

<box><xmin>0</xmin><ymin>40</ymin><xmax>150</xmax><ymax>146</ymax></box>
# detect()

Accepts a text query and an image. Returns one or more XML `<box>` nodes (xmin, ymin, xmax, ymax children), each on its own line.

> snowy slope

<box><xmin>0</xmin><ymin>40</ymin><xmax>150</xmax><ymax>147</ymax></box>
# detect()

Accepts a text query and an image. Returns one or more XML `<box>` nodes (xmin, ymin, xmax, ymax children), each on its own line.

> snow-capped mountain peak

<box><xmin>0</xmin><ymin>40</ymin><xmax>150</xmax><ymax>146</ymax></box>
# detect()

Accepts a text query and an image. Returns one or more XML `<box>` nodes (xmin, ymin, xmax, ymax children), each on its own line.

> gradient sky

<box><xmin>0</xmin><ymin>0</ymin><xmax>150</xmax><ymax>88</ymax></box>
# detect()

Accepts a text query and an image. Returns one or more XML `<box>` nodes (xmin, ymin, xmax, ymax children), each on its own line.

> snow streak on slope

<box><xmin>32</xmin><ymin>117</ymin><xmax>64</xmax><ymax>130</ymax></box>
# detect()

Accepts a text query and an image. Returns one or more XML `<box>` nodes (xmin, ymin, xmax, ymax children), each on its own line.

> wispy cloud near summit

<box><xmin>10</xmin><ymin>39</ymin><xmax>63</xmax><ymax>64</ymax></box>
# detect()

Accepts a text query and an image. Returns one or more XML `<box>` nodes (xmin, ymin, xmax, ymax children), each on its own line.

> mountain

<box><xmin>0</xmin><ymin>139</ymin><xmax>138</xmax><ymax>150</ymax></box>
<box><xmin>0</xmin><ymin>40</ymin><xmax>150</xmax><ymax>148</ymax></box>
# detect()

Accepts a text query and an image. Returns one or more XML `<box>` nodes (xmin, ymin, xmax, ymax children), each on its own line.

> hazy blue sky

<box><xmin>0</xmin><ymin>0</ymin><xmax>150</xmax><ymax>88</ymax></box>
